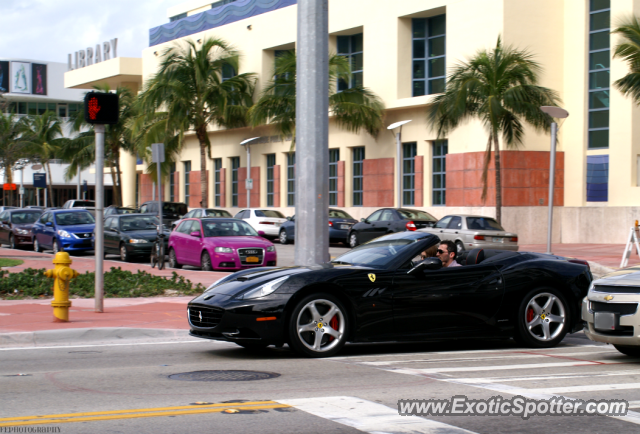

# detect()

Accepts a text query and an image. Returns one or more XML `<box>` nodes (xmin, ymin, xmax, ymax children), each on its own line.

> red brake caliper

<box><xmin>328</xmin><ymin>316</ymin><xmax>339</xmax><ymax>342</ymax></box>
<box><xmin>526</xmin><ymin>308</ymin><xmax>534</xmax><ymax>323</ymax></box>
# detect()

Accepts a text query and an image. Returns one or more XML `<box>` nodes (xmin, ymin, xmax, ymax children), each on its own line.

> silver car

<box><xmin>418</xmin><ymin>214</ymin><xmax>518</xmax><ymax>253</ymax></box>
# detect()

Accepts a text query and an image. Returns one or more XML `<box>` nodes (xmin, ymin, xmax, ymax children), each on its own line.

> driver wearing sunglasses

<box><xmin>436</xmin><ymin>240</ymin><xmax>460</xmax><ymax>268</ymax></box>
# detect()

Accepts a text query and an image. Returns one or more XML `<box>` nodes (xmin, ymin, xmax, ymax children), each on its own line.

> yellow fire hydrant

<box><xmin>44</xmin><ymin>252</ymin><xmax>79</xmax><ymax>322</ymax></box>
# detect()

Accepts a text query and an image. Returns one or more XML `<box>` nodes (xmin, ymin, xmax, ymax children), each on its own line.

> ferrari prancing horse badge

<box><xmin>368</xmin><ymin>273</ymin><xmax>376</xmax><ymax>282</ymax></box>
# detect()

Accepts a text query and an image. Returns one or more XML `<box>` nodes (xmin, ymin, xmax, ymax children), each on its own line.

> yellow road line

<box><xmin>0</xmin><ymin>402</ymin><xmax>289</xmax><ymax>427</ymax></box>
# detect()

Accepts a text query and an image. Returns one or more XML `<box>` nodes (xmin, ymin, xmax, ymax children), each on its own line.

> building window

<box><xmin>169</xmin><ymin>163</ymin><xmax>176</xmax><ymax>202</ymax></box>
<box><xmin>588</xmin><ymin>0</ymin><xmax>610</xmax><ymax>149</ymax></box>
<box><xmin>183</xmin><ymin>161</ymin><xmax>191</xmax><ymax>205</ymax></box>
<box><xmin>169</xmin><ymin>12</ymin><xmax>186</xmax><ymax>22</ymax></box>
<box><xmin>287</xmin><ymin>153</ymin><xmax>295</xmax><ymax>206</ymax></box>
<box><xmin>231</xmin><ymin>157</ymin><xmax>239</xmax><ymax>207</ymax></box>
<box><xmin>337</xmin><ymin>33</ymin><xmax>363</xmax><ymax>91</ymax></box>
<box><xmin>412</xmin><ymin>15</ymin><xmax>446</xmax><ymax>96</ymax></box>
<box><xmin>214</xmin><ymin>159</ymin><xmax>222</xmax><ymax>207</ymax></box>
<box><xmin>274</xmin><ymin>50</ymin><xmax>294</xmax><ymax>95</ymax></box>
<box><xmin>353</xmin><ymin>147</ymin><xmax>365</xmax><ymax>206</ymax></box>
<box><xmin>212</xmin><ymin>0</ymin><xmax>237</xmax><ymax>9</ymax></box>
<box><xmin>329</xmin><ymin>149</ymin><xmax>339</xmax><ymax>206</ymax></box>
<box><xmin>266</xmin><ymin>154</ymin><xmax>276</xmax><ymax>207</ymax></box>
<box><xmin>432</xmin><ymin>140</ymin><xmax>448</xmax><ymax>206</ymax></box>
<box><xmin>221</xmin><ymin>63</ymin><xmax>235</xmax><ymax>82</ymax></box>
<box><xmin>402</xmin><ymin>143</ymin><xmax>417</xmax><ymax>206</ymax></box>
<box><xmin>586</xmin><ymin>155</ymin><xmax>608</xmax><ymax>202</ymax></box>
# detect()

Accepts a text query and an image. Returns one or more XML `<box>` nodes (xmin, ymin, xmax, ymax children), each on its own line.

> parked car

<box><xmin>582</xmin><ymin>267</ymin><xmax>640</xmax><ymax>357</ymax></box>
<box><xmin>61</xmin><ymin>199</ymin><xmax>96</xmax><ymax>210</ymax></box>
<box><xmin>24</xmin><ymin>206</ymin><xmax>45</xmax><ymax>210</ymax></box>
<box><xmin>103</xmin><ymin>214</ymin><xmax>170</xmax><ymax>262</ymax></box>
<box><xmin>171</xmin><ymin>208</ymin><xmax>232</xmax><ymax>230</ymax></box>
<box><xmin>234</xmin><ymin>209</ymin><xmax>287</xmax><ymax>239</ymax></box>
<box><xmin>188</xmin><ymin>231</ymin><xmax>592</xmax><ymax>357</ymax></box>
<box><xmin>0</xmin><ymin>208</ymin><xmax>44</xmax><ymax>249</ymax></box>
<box><xmin>419</xmin><ymin>214</ymin><xmax>518</xmax><ymax>254</ymax></box>
<box><xmin>347</xmin><ymin>208</ymin><xmax>437</xmax><ymax>248</ymax></box>
<box><xmin>168</xmin><ymin>218</ymin><xmax>277</xmax><ymax>271</ymax></box>
<box><xmin>278</xmin><ymin>208</ymin><xmax>358</xmax><ymax>245</ymax></box>
<box><xmin>139</xmin><ymin>201</ymin><xmax>188</xmax><ymax>228</ymax></box>
<box><xmin>104</xmin><ymin>205</ymin><xmax>137</xmax><ymax>218</ymax></box>
<box><xmin>32</xmin><ymin>209</ymin><xmax>95</xmax><ymax>254</ymax></box>
<box><xmin>0</xmin><ymin>206</ymin><xmax>18</xmax><ymax>212</ymax></box>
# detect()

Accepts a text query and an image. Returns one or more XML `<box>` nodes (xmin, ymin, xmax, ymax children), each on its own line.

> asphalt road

<box><xmin>2</xmin><ymin>333</ymin><xmax>640</xmax><ymax>433</ymax></box>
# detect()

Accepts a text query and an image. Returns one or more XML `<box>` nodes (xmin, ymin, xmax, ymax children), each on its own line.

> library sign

<box><xmin>67</xmin><ymin>38</ymin><xmax>119</xmax><ymax>71</ymax></box>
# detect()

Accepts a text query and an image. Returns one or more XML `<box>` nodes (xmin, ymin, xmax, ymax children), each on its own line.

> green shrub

<box><xmin>0</xmin><ymin>267</ymin><xmax>205</xmax><ymax>300</ymax></box>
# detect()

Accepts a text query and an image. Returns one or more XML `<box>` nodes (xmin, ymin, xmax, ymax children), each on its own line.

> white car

<box><xmin>582</xmin><ymin>267</ymin><xmax>640</xmax><ymax>357</ymax></box>
<box><xmin>234</xmin><ymin>209</ymin><xmax>287</xmax><ymax>238</ymax></box>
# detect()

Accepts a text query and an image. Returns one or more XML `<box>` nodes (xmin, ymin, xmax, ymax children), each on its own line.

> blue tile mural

<box><xmin>150</xmin><ymin>0</ymin><xmax>297</xmax><ymax>47</ymax></box>
<box><xmin>586</xmin><ymin>155</ymin><xmax>608</xmax><ymax>202</ymax></box>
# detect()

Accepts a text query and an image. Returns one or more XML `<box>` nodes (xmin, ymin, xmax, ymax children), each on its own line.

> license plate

<box><xmin>340</xmin><ymin>224</ymin><xmax>350</xmax><ymax>229</ymax></box>
<box><xmin>594</xmin><ymin>312</ymin><xmax>618</xmax><ymax>331</ymax></box>
<box><xmin>492</xmin><ymin>237</ymin><xmax>504</xmax><ymax>243</ymax></box>
<box><xmin>246</xmin><ymin>256</ymin><xmax>259</xmax><ymax>263</ymax></box>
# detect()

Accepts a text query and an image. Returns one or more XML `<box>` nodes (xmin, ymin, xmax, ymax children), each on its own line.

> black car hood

<box><xmin>120</xmin><ymin>229</ymin><xmax>169</xmax><ymax>241</ymax></box>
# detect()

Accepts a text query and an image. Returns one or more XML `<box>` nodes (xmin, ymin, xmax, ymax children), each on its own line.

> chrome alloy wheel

<box><xmin>349</xmin><ymin>232</ymin><xmax>358</xmax><ymax>248</ymax></box>
<box><xmin>296</xmin><ymin>299</ymin><xmax>345</xmax><ymax>353</ymax></box>
<box><xmin>524</xmin><ymin>292</ymin><xmax>566</xmax><ymax>342</ymax></box>
<box><xmin>279</xmin><ymin>230</ymin><xmax>288</xmax><ymax>244</ymax></box>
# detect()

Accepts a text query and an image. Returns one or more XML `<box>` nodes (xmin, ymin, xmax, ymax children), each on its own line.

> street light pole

<box><xmin>540</xmin><ymin>106</ymin><xmax>569</xmax><ymax>255</ymax></box>
<box><xmin>94</xmin><ymin>124</ymin><xmax>105</xmax><ymax>313</ymax></box>
<box><xmin>240</xmin><ymin>137</ymin><xmax>259</xmax><ymax>209</ymax></box>
<box><xmin>387</xmin><ymin>120</ymin><xmax>412</xmax><ymax>209</ymax></box>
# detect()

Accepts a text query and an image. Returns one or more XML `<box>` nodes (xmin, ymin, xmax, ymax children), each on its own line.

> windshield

<box><xmin>466</xmin><ymin>217</ymin><xmax>505</xmax><ymax>231</ymax></box>
<box><xmin>398</xmin><ymin>209</ymin><xmax>436</xmax><ymax>221</ymax></box>
<box><xmin>117</xmin><ymin>208</ymin><xmax>137</xmax><ymax>214</ymax></box>
<box><xmin>120</xmin><ymin>216</ymin><xmax>159</xmax><ymax>231</ymax></box>
<box><xmin>71</xmin><ymin>201</ymin><xmax>95</xmax><ymax>207</ymax></box>
<box><xmin>328</xmin><ymin>209</ymin><xmax>353</xmax><ymax>219</ymax></box>
<box><xmin>204</xmin><ymin>209</ymin><xmax>232</xmax><ymax>217</ymax></box>
<box><xmin>11</xmin><ymin>212</ymin><xmax>41</xmax><ymax>224</ymax></box>
<box><xmin>202</xmin><ymin>220</ymin><xmax>259</xmax><ymax>237</ymax></box>
<box><xmin>256</xmin><ymin>210</ymin><xmax>285</xmax><ymax>218</ymax></box>
<box><xmin>331</xmin><ymin>239</ymin><xmax>416</xmax><ymax>268</ymax></box>
<box><xmin>55</xmin><ymin>212</ymin><xmax>95</xmax><ymax>226</ymax></box>
<box><xmin>163</xmin><ymin>203</ymin><xmax>188</xmax><ymax>215</ymax></box>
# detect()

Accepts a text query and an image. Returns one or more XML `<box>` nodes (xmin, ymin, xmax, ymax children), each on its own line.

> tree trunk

<box><xmin>196</xmin><ymin>127</ymin><xmax>208</xmax><ymax>208</ymax></box>
<box><xmin>108</xmin><ymin>163</ymin><xmax>120</xmax><ymax>207</ymax></box>
<box><xmin>493</xmin><ymin>133</ymin><xmax>502</xmax><ymax>224</ymax></box>
<box><xmin>5</xmin><ymin>168</ymin><xmax>13</xmax><ymax>206</ymax></box>
<box><xmin>46</xmin><ymin>162</ymin><xmax>55</xmax><ymax>207</ymax></box>
<box><xmin>114</xmin><ymin>151</ymin><xmax>123</xmax><ymax>206</ymax></box>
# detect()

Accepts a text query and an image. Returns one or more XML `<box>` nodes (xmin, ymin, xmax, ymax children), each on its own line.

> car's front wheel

<box><xmin>614</xmin><ymin>345</ymin><xmax>640</xmax><ymax>357</ymax></box>
<box><xmin>349</xmin><ymin>232</ymin><xmax>359</xmax><ymax>248</ymax></box>
<box><xmin>201</xmin><ymin>251</ymin><xmax>213</xmax><ymax>271</ymax></box>
<box><xmin>169</xmin><ymin>249</ymin><xmax>182</xmax><ymax>269</ymax></box>
<box><xmin>9</xmin><ymin>235</ymin><xmax>17</xmax><ymax>250</ymax></box>
<box><xmin>279</xmin><ymin>229</ymin><xmax>290</xmax><ymax>244</ymax></box>
<box><xmin>515</xmin><ymin>287</ymin><xmax>569</xmax><ymax>348</ymax></box>
<box><xmin>52</xmin><ymin>240</ymin><xmax>61</xmax><ymax>255</ymax></box>
<box><xmin>119</xmin><ymin>243</ymin><xmax>130</xmax><ymax>262</ymax></box>
<box><xmin>34</xmin><ymin>238</ymin><xmax>42</xmax><ymax>252</ymax></box>
<box><xmin>288</xmin><ymin>293</ymin><xmax>349</xmax><ymax>358</ymax></box>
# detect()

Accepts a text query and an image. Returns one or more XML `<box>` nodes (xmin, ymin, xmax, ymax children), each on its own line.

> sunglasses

<box><xmin>436</xmin><ymin>249</ymin><xmax>449</xmax><ymax>254</ymax></box>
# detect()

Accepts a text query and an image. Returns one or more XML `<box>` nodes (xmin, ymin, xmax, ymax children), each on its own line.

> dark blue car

<box><xmin>278</xmin><ymin>208</ymin><xmax>357</xmax><ymax>245</ymax></box>
<box><xmin>32</xmin><ymin>209</ymin><xmax>95</xmax><ymax>254</ymax></box>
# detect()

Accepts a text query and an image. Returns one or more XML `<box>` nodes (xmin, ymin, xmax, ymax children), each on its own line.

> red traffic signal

<box><xmin>2</xmin><ymin>183</ymin><xmax>17</xmax><ymax>191</ymax></box>
<box><xmin>84</xmin><ymin>91</ymin><xmax>119</xmax><ymax>125</ymax></box>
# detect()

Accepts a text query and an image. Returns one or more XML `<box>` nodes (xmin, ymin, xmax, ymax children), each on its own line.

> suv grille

<box><xmin>189</xmin><ymin>304</ymin><xmax>224</xmax><ymax>328</ymax></box>
<box><xmin>590</xmin><ymin>301</ymin><xmax>638</xmax><ymax>316</ymax></box>
<box><xmin>238</xmin><ymin>248</ymin><xmax>264</xmax><ymax>265</ymax></box>
<box><xmin>593</xmin><ymin>285</ymin><xmax>640</xmax><ymax>294</ymax></box>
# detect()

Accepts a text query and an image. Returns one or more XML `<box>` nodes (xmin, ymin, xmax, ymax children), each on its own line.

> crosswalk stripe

<box><xmin>280</xmin><ymin>396</ymin><xmax>476</xmax><ymax>434</ymax></box>
<box><xmin>388</xmin><ymin>361</ymin><xmax>604</xmax><ymax>375</ymax></box>
<box><xmin>530</xmin><ymin>383</ymin><xmax>640</xmax><ymax>394</ymax></box>
<box><xmin>454</xmin><ymin>369</ymin><xmax>640</xmax><ymax>384</ymax></box>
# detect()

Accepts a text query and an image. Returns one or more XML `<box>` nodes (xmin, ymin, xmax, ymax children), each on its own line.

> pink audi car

<box><xmin>168</xmin><ymin>218</ymin><xmax>277</xmax><ymax>271</ymax></box>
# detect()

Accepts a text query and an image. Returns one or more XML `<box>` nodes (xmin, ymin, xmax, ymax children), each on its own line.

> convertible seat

<box><xmin>466</xmin><ymin>248</ymin><xmax>485</xmax><ymax>265</ymax></box>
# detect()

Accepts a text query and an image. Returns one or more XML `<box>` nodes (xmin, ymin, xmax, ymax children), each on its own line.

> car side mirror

<box><xmin>407</xmin><ymin>258</ymin><xmax>442</xmax><ymax>276</ymax></box>
<box><xmin>360</xmin><ymin>218</ymin><xmax>367</xmax><ymax>223</ymax></box>
<box><xmin>258</xmin><ymin>230</ymin><xmax>266</xmax><ymax>236</ymax></box>
<box><xmin>286</xmin><ymin>216</ymin><xmax>292</xmax><ymax>221</ymax></box>
<box><xmin>45</xmin><ymin>222</ymin><xmax>52</xmax><ymax>227</ymax></box>
<box><xmin>190</xmin><ymin>231</ymin><xmax>201</xmax><ymax>238</ymax></box>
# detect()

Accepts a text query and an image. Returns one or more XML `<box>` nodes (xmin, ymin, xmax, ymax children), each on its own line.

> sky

<box><xmin>0</xmin><ymin>0</ymin><xmax>180</xmax><ymax>63</ymax></box>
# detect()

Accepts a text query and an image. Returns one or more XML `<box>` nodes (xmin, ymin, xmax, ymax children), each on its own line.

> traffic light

<box><xmin>84</xmin><ymin>91</ymin><xmax>119</xmax><ymax>124</ymax></box>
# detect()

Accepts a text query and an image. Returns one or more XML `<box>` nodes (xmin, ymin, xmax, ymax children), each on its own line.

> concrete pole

<box><xmin>77</xmin><ymin>170</ymin><xmax>81</xmax><ymax>200</ymax></box>
<box><xmin>396</xmin><ymin>130</ymin><xmax>402</xmax><ymax>209</ymax></box>
<box><xmin>20</xmin><ymin>168</ymin><xmax>24</xmax><ymax>208</ymax></box>
<box><xmin>294</xmin><ymin>0</ymin><xmax>330</xmax><ymax>267</ymax></box>
<box><xmin>44</xmin><ymin>188</ymin><xmax>47</xmax><ymax>209</ymax></box>
<box><xmin>157</xmin><ymin>160</ymin><xmax>163</xmax><ymax>230</ymax></box>
<box><xmin>546</xmin><ymin>122</ymin><xmax>557</xmax><ymax>255</ymax></box>
<box><xmin>94</xmin><ymin>124</ymin><xmax>105</xmax><ymax>312</ymax></box>
<box><xmin>246</xmin><ymin>144</ymin><xmax>251</xmax><ymax>208</ymax></box>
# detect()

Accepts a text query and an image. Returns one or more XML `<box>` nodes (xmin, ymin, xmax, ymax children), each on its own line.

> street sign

<box><xmin>246</xmin><ymin>178</ymin><xmax>253</xmax><ymax>190</ymax></box>
<box><xmin>84</xmin><ymin>91</ymin><xmax>119</xmax><ymax>125</ymax></box>
<box><xmin>19</xmin><ymin>186</ymin><xmax>25</xmax><ymax>195</ymax></box>
<box><xmin>33</xmin><ymin>173</ymin><xmax>46</xmax><ymax>188</ymax></box>
<box><xmin>83</xmin><ymin>180</ymin><xmax>88</xmax><ymax>192</ymax></box>
<box><xmin>2</xmin><ymin>183</ymin><xmax>16</xmax><ymax>191</ymax></box>
<box><xmin>151</xmin><ymin>143</ymin><xmax>165</xmax><ymax>163</ymax></box>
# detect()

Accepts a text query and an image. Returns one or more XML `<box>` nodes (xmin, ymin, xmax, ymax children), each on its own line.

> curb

<box><xmin>0</xmin><ymin>327</ymin><xmax>193</xmax><ymax>348</ymax></box>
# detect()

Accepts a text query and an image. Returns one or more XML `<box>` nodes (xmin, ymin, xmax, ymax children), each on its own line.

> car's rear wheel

<box><xmin>349</xmin><ymin>232</ymin><xmax>359</xmax><ymax>248</ymax></box>
<box><xmin>34</xmin><ymin>238</ymin><xmax>42</xmax><ymax>252</ymax></box>
<box><xmin>120</xmin><ymin>243</ymin><xmax>130</xmax><ymax>262</ymax></box>
<box><xmin>288</xmin><ymin>293</ymin><xmax>348</xmax><ymax>358</ymax></box>
<box><xmin>201</xmin><ymin>251</ymin><xmax>213</xmax><ymax>271</ymax></box>
<box><xmin>9</xmin><ymin>235</ymin><xmax>17</xmax><ymax>250</ymax></box>
<box><xmin>52</xmin><ymin>240</ymin><xmax>61</xmax><ymax>255</ymax></box>
<box><xmin>515</xmin><ymin>287</ymin><xmax>569</xmax><ymax>348</ymax></box>
<box><xmin>169</xmin><ymin>248</ymin><xmax>182</xmax><ymax>269</ymax></box>
<box><xmin>613</xmin><ymin>345</ymin><xmax>640</xmax><ymax>357</ymax></box>
<box><xmin>279</xmin><ymin>229</ymin><xmax>290</xmax><ymax>244</ymax></box>
<box><xmin>455</xmin><ymin>241</ymin><xmax>465</xmax><ymax>254</ymax></box>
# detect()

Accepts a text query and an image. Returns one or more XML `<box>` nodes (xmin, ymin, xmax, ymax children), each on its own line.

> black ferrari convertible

<box><xmin>187</xmin><ymin>232</ymin><xmax>592</xmax><ymax>357</ymax></box>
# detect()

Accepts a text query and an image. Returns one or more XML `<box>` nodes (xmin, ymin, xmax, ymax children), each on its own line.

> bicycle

<box><xmin>151</xmin><ymin>229</ymin><xmax>166</xmax><ymax>270</ymax></box>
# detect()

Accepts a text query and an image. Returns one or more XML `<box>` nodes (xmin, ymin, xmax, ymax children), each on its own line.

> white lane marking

<box><xmin>280</xmin><ymin>396</ymin><xmax>476</xmax><ymax>434</ymax></box>
<box><xmin>530</xmin><ymin>383</ymin><xmax>640</xmax><ymax>394</ymax></box>
<box><xmin>454</xmin><ymin>369</ymin><xmax>640</xmax><ymax>384</ymax></box>
<box><xmin>628</xmin><ymin>401</ymin><xmax>640</xmax><ymax>408</ymax></box>
<box><xmin>0</xmin><ymin>340</ymin><xmax>224</xmax><ymax>351</ymax></box>
<box><xmin>388</xmin><ymin>361</ymin><xmax>604</xmax><ymax>375</ymax></box>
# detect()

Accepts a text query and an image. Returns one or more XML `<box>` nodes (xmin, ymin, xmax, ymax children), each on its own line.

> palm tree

<box><xmin>62</xmin><ymin>85</ymin><xmax>137</xmax><ymax>206</ymax></box>
<box><xmin>426</xmin><ymin>37</ymin><xmax>560</xmax><ymax>223</ymax></box>
<box><xmin>249</xmin><ymin>50</ymin><xmax>385</xmax><ymax>143</ymax></box>
<box><xmin>0</xmin><ymin>113</ymin><xmax>32</xmax><ymax>206</ymax></box>
<box><xmin>20</xmin><ymin>111</ymin><xmax>67</xmax><ymax>207</ymax></box>
<box><xmin>612</xmin><ymin>16</ymin><xmax>640</xmax><ymax>103</ymax></box>
<box><xmin>139</xmin><ymin>37</ymin><xmax>256</xmax><ymax>207</ymax></box>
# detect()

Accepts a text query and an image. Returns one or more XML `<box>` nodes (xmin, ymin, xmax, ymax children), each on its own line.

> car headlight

<box><xmin>57</xmin><ymin>230</ymin><xmax>71</xmax><ymax>238</ymax></box>
<box><xmin>129</xmin><ymin>239</ymin><xmax>147</xmax><ymax>243</ymax></box>
<box><xmin>16</xmin><ymin>229</ymin><xmax>30</xmax><ymax>235</ymax></box>
<box><xmin>267</xmin><ymin>245</ymin><xmax>276</xmax><ymax>252</ymax></box>
<box><xmin>239</xmin><ymin>275</ymin><xmax>290</xmax><ymax>300</ymax></box>
<box><xmin>215</xmin><ymin>247</ymin><xmax>233</xmax><ymax>253</ymax></box>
